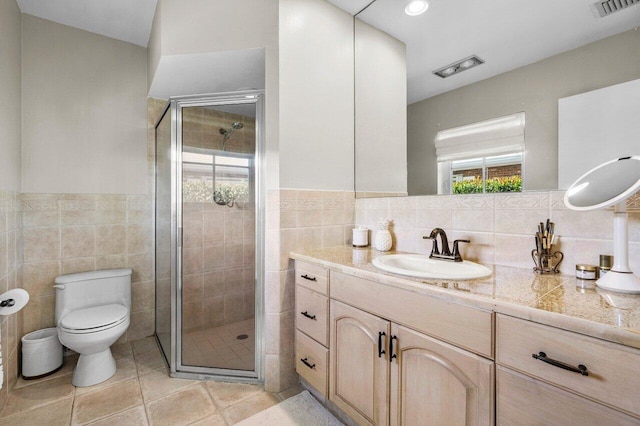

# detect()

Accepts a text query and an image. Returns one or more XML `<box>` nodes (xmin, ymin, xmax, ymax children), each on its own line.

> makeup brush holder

<box><xmin>531</xmin><ymin>249</ymin><xmax>564</xmax><ymax>274</ymax></box>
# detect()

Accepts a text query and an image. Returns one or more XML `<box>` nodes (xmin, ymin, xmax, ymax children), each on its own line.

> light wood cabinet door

<box><xmin>497</xmin><ymin>366</ymin><xmax>640</xmax><ymax>425</ymax></box>
<box><xmin>389</xmin><ymin>324</ymin><xmax>494</xmax><ymax>426</ymax></box>
<box><xmin>330</xmin><ymin>300</ymin><xmax>390</xmax><ymax>426</ymax></box>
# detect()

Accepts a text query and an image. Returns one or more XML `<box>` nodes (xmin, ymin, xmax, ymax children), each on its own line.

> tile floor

<box><xmin>0</xmin><ymin>336</ymin><xmax>302</xmax><ymax>426</ymax></box>
<box><xmin>182</xmin><ymin>319</ymin><xmax>255</xmax><ymax>371</ymax></box>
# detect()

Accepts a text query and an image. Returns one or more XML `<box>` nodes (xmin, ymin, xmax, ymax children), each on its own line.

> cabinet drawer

<box><xmin>497</xmin><ymin>314</ymin><xmax>640</xmax><ymax>417</ymax></box>
<box><xmin>296</xmin><ymin>330</ymin><xmax>328</xmax><ymax>396</ymax></box>
<box><xmin>295</xmin><ymin>261</ymin><xmax>329</xmax><ymax>295</ymax></box>
<box><xmin>497</xmin><ymin>366</ymin><xmax>638</xmax><ymax>425</ymax></box>
<box><xmin>295</xmin><ymin>285</ymin><xmax>329</xmax><ymax>346</ymax></box>
<box><xmin>331</xmin><ymin>270</ymin><xmax>493</xmax><ymax>358</ymax></box>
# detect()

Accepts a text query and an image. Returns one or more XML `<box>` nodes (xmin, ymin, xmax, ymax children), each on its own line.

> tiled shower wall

<box><xmin>356</xmin><ymin>191</ymin><xmax>640</xmax><ymax>275</ymax></box>
<box><xmin>0</xmin><ymin>191</ymin><xmax>22</xmax><ymax>407</ymax></box>
<box><xmin>181</xmin><ymin>201</ymin><xmax>256</xmax><ymax>331</ymax></box>
<box><xmin>19</xmin><ymin>194</ymin><xmax>155</xmax><ymax>342</ymax></box>
<box><xmin>265</xmin><ymin>189</ymin><xmax>354</xmax><ymax>392</ymax></box>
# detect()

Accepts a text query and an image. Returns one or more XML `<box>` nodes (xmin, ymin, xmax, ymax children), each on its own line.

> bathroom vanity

<box><xmin>291</xmin><ymin>247</ymin><xmax>640</xmax><ymax>425</ymax></box>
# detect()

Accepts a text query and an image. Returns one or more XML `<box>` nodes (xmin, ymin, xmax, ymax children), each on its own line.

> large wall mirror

<box><xmin>329</xmin><ymin>0</ymin><xmax>640</xmax><ymax>198</ymax></box>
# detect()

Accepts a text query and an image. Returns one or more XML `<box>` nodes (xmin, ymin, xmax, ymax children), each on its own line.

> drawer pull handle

<box><xmin>389</xmin><ymin>335</ymin><xmax>398</xmax><ymax>362</ymax></box>
<box><xmin>301</xmin><ymin>357</ymin><xmax>316</xmax><ymax>369</ymax></box>
<box><xmin>300</xmin><ymin>311</ymin><xmax>316</xmax><ymax>320</ymax></box>
<box><xmin>378</xmin><ymin>331</ymin><xmax>386</xmax><ymax>358</ymax></box>
<box><xmin>532</xmin><ymin>352</ymin><xmax>588</xmax><ymax>376</ymax></box>
<box><xmin>301</xmin><ymin>274</ymin><xmax>317</xmax><ymax>282</ymax></box>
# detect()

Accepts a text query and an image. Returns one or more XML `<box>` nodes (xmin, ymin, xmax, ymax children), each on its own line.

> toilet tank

<box><xmin>54</xmin><ymin>269</ymin><xmax>132</xmax><ymax>325</ymax></box>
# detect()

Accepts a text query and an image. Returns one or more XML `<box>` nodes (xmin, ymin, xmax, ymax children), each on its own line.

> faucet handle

<box><xmin>452</xmin><ymin>239</ymin><xmax>470</xmax><ymax>261</ymax></box>
<box><xmin>423</xmin><ymin>234</ymin><xmax>440</xmax><ymax>255</ymax></box>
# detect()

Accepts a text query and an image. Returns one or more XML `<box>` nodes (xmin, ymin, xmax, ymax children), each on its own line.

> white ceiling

<box><xmin>15</xmin><ymin>0</ymin><xmax>640</xmax><ymax>103</ymax></box>
<box><xmin>16</xmin><ymin>0</ymin><xmax>157</xmax><ymax>47</ymax></box>
<box><xmin>329</xmin><ymin>0</ymin><xmax>640</xmax><ymax>104</ymax></box>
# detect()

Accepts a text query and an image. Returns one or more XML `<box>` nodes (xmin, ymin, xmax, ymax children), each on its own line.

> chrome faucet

<box><xmin>423</xmin><ymin>228</ymin><xmax>470</xmax><ymax>262</ymax></box>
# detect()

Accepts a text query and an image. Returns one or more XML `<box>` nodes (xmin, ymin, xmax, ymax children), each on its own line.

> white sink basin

<box><xmin>372</xmin><ymin>254</ymin><xmax>492</xmax><ymax>280</ymax></box>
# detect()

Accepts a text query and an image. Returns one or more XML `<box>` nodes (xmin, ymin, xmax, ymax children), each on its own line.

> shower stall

<box><xmin>154</xmin><ymin>91</ymin><xmax>264</xmax><ymax>382</ymax></box>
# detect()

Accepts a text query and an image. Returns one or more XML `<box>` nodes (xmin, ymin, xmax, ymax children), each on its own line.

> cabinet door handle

<box><xmin>378</xmin><ymin>331</ymin><xmax>386</xmax><ymax>358</ymax></box>
<box><xmin>301</xmin><ymin>274</ymin><xmax>317</xmax><ymax>282</ymax></box>
<box><xmin>389</xmin><ymin>335</ymin><xmax>398</xmax><ymax>362</ymax></box>
<box><xmin>532</xmin><ymin>352</ymin><xmax>588</xmax><ymax>376</ymax></box>
<box><xmin>300</xmin><ymin>357</ymin><xmax>316</xmax><ymax>369</ymax></box>
<box><xmin>300</xmin><ymin>311</ymin><xmax>316</xmax><ymax>320</ymax></box>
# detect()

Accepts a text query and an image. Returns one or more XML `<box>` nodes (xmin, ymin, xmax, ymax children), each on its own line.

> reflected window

<box><xmin>183</xmin><ymin>150</ymin><xmax>251</xmax><ymax>204</ymax></box>
<box><xmin>449</xmin><ymin>153</ymin><xmax>522</xmax><ymax>194</ymax></box>
<box><xmin>435</xmin><ymin>113</ymin><xmax>525</xmax><ymax>194</ymax></box>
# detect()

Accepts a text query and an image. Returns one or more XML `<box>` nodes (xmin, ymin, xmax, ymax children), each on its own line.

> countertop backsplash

<box><xmin>355</xmin><ymin>191</ymin><xmax>640</xmax><ymax>276</ymax></box>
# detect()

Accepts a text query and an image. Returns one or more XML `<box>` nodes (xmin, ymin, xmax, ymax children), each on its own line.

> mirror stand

<box><xmin>597</xmin><ymin>201</ymin><xmax>640</xmax><ymax>294</ymax></box>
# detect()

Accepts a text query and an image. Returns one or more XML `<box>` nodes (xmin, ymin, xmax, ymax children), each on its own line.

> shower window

<box><xmin>182</xmin><ymin>149</ymin><xmax>252</xmax><ymax>204</ymax></box>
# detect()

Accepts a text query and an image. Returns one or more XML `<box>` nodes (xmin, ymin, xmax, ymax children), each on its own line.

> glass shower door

<box><xmin>154</xmin><ymin>104</ymin><xmax>173</xmax><ymax>362</ymax></box>
<box><xmin>177</xmin><ymin>97</ymin><xmax>261</xmax><ymax>377</ymax></box>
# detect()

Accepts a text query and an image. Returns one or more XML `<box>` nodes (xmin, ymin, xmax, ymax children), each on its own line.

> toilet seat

<box><xmin>60</xmin><ymin>304</ymin><xmax>128</xmax><ymax>334</ymax></box>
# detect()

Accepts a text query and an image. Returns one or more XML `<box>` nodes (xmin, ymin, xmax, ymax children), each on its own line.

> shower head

<box><xmin>220</xmin><ymin>122</ymin><xmax>244</xmax><ymax>149</ymax></box>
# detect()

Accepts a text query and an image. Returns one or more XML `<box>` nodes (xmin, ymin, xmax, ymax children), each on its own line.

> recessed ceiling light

<box><xmin>433</xmin><ymin>55</ymin><xmax>485</xmax><ymax>78</ymax></box>
<box><xmin>405</xmin><ymin>0</ymin><xmax>429</xmax><ymax>16</ymax></box>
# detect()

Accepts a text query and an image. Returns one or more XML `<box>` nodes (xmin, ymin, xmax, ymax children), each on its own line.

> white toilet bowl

<box><xmin>57</xmin><ymin>304</ymin><xmax>129</xmax><ymax>386</ymax></box>
<box><xmin>54</xmin><ymin>269</ymin><xmax>132</xmax><ymax>387</ymax></box>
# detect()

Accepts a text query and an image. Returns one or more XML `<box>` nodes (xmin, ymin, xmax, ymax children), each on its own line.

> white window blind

<box><xmin>435</xmin><ymin>112</ymin><xmax>525</xmax><ymax>162</ymax></box>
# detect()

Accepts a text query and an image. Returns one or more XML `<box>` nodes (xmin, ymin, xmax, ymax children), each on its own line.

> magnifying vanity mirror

<box><xmin>565</xmin><ymin>156</ymin><xmax>640</xmax><ymax>293</ymax></box>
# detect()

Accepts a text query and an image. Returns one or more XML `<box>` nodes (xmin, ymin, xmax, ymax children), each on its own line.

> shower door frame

<box><xmin>157</xmin><ymin>91</ymin><xmax>265</xmax><ymax>383</ymax></box>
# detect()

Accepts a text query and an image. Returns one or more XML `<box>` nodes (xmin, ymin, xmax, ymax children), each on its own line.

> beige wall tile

<box><xmin>131</xmin><ymin>280</ymin><xmax>155</xmax><ymax>313</ymax></box>
<box><xmin>202</xmin><ymin>246</ymin><xmax>224</xmax><ymax>272</ymax></box>
<box><xmin>23</xmin><ymin>227</ymin><xmax>59</xmax><ymax>262</ymax></box>
<box><xmin>22</xmin><ymin>261</ymin><xmax>60</xmax><ymax>298</ymax></box>
<box><xmin>127</xmin><ymin>253</ymin><xmax>153</xmax><ymax>283</ymax></box>
<box><xmin>182</xmin><ymin>274</ymin><xmax>203</xmax><ymax>302</ymax></box>
<box><xmin>95</xmin><ymin>225</ymin><xmax>126</xmax><ymax>255</ymax></box>
<box><xmin>203</xmin><ymin>296</ymin><xmax>225</xmax><ymax>327</ymax></box>
<box><xmin>62</xmin><ymin>257</ymin><xmax>96</xmax><ymax>274</ymax></box>
<box><xmin>203</xmin><ymin>271</ymin><xmax>225</xmax><ymax>299</ymax></box>
<box><xmin>128</xmin><ymin>309</ymin><xmax>154</xmax><ymax>341</ymax></box>
<box><xmin>224</xmin><ymin>292</ymin><xmax>244</xmax><ymax>324</ymax></box>
<box><xmin>22</xmin><ymin>210</ymin><xmax>59</xmax><ymax>228</ymax></box>
<box><xmin>224</xmin><ymin>244</ymin><xmax>244</xmax><ymax>268</ymax></box>
<box><xmin>95</xmin><ymin>254</ymin><xmax>127</xmax><ymax>270</ymax></box>
<box><xmin>61</xmin><ymin>226</ymin><xmax>95</xmax><ymax>258</ymax></box>
<box><xmin>126</xmin><ymin>224</ymin><xmax>152</xmax><ymax>254</ymax></box>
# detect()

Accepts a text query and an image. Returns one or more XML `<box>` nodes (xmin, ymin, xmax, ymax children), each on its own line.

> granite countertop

<box><xmin>290</xmin><ymin>246</ymin><xmax>640</xmax><ymax>350</ymax></box>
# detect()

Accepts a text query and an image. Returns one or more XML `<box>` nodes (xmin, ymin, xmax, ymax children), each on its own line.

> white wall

<box><xmin>279</xmin><ymin>0</ymin><xmax>354</xmax><ymax>190</ymax></box>
<box><xmin>558</xmin><ymin>78</ymin><xmax>640</xmax><ymax>189</ymax></box>
<box><xmin>148</xmin><ymin>0</ymin><xmax>280</xmax><ymax>189</ymax></box>
<box><xmin>0</xmin><ymin>0</ymin><xmax>22</xmax><ymax>192</ymax></box>
<box><xmin>355</xmin><ymin>19</ymin><xmax>406</xmax><ymax>194</ymax></box>
<box><xmin>21</xmin><ymin>15</ymin><xmax>148</xmax><ymax>194</ymax></box>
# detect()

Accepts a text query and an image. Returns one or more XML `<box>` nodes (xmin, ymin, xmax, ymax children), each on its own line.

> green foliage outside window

<box><xmin>452</xmin><ymin>175</ymin><xmax>522</xmax><ymax>194</ymax></box>
<box><xmin>183</xmin><ymin>180</ymin><xmax>249</xmax><ymax>203</ymax></box>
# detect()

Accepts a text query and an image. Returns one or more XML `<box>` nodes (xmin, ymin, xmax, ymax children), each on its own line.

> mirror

<box><xmin>564</xmin><ymin>156</ymin><xmax>640</xmax><ymax>293</ymax></box>
<box><xmin>349</xmin><ymin>0</ymin><xmax>640</xmax><ymax>197</ymax></box>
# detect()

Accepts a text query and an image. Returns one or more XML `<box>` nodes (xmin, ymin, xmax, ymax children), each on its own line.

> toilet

<box><xmin>54</xmin><ymin>268</ymin><xmax>132</xmax><ymax>387</ymax></box>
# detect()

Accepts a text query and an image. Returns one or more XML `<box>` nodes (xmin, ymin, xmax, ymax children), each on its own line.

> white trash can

<box><xmin>21</xmin><ymin>328</ymin><xmax>63</xmax><ymax>379</ymax></box>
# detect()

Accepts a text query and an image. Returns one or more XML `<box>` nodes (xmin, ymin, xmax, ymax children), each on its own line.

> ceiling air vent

<box><xmin>594</xmin><ymin>0</ymin><xmax>640</xmax><ymax>17</ymax></box>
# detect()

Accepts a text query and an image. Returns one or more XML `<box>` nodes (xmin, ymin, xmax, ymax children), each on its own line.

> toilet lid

<box><xmin>60</xmin><ymin>304</ymin><xmax>128</xmax><ymax>331</ymax></box>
